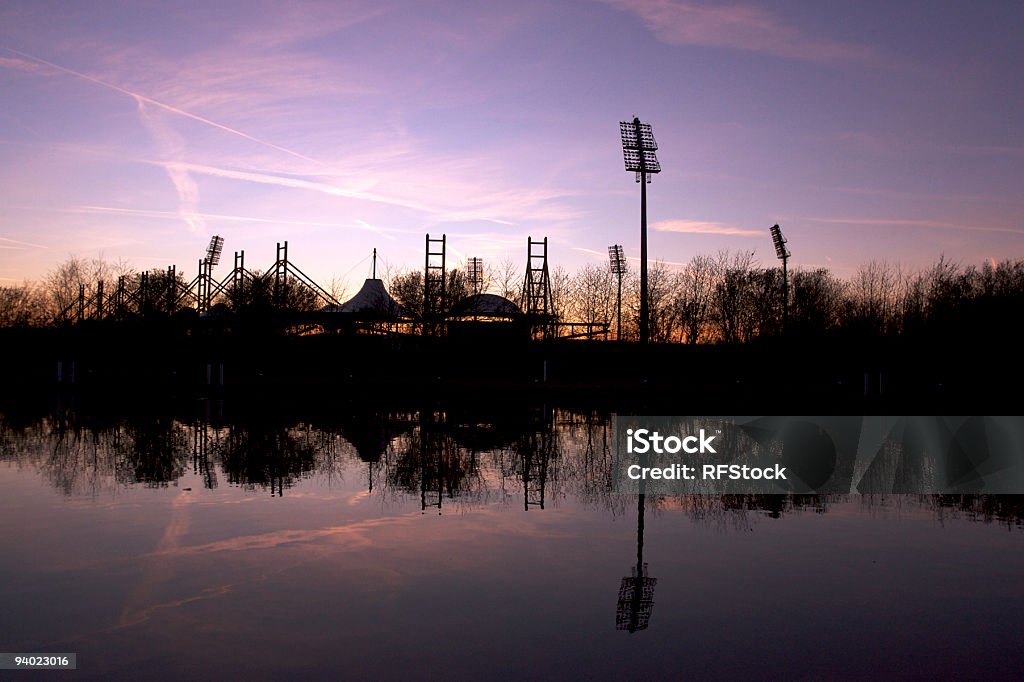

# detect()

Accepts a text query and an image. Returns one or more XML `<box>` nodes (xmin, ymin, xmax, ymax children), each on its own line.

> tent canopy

<box><xmin>323</xmin><ymin>278</ymin><xmax>408</xmax><ymax>318</ymax></box>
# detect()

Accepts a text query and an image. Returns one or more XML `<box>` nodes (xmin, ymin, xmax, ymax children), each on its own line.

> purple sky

<box><xmin>2</xmin><ymin>0</ymin><xmax>1022</xmax><ymax>293</ymax></box>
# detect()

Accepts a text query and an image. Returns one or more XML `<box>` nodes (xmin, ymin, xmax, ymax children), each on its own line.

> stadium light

<box><xmin>206</xmin><ymin>235</ymin><xmax>225</xmax><ymax>267</ymax></box>
<box><xmin>467</xmin><ymin>257</ymin><xmax>483</xmax><ymax>296</ymax></box>
<box><xmin>608</xmin><ymin>245</ymin><xmax>626</xmax><ymax>340</ymax></box>
<box><xmin>619</xmin><ymin>117</ymin><xmax>661</xmax><ymax>344</ymax></box>
<box><xmin>769</xmin><ymin>224</ymin><xmax>790</xmax><ymax>331</ymax></box>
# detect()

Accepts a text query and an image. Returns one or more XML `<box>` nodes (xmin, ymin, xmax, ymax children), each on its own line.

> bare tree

<box><xmin>326</xmin><ymin>275</ymin><xmax>348</xmax><ymax>305</ymax></box>
<box><xmin>712</xmin><ymin>250</ymin><xmax>757</xmax><ymax>343</ymax></box>
<box><xmin>0</xmin><ymin>282</ymin><xmax>47</xmax><ymax>327</ymax></box>
<box><xmin>672</xmin><ymin>254</ymin><xmax>719</xmax><ymax>344</ymax></box>
<box><xmin>44</xmin><ymin>255</ymin><xmax>116</xmax><ymax>322</ymax></box>
<box><xmin>389</xmin><ymin>269</ymin><xmax>424</xmax><ymax>318</ymax></box>
<box><xmin>849</xmin><ymin>260</ymin><xmax>902</xmax><ymax>335</ymax></box>
<box><xmin>791</xmin><ymin>268</ymin><xmax>847</xmax><ymax>335</ymax></box>
<box><xmin>490</xmin><ymin>257</ymin><xmax>521</xmax><ymax>302</ymax></box>
<box><xmin>626</xmin><ymin>260</ymin><xmax>677</xmax><ymax>342</ymax></box>
<box><xmin>548</xmin><ymin>265</ymin><xmax>572</xmax><ymax>321</ymax></box>
<box><xmin>568</xmin><ymin>262</ymin><xmax>615</xmax><ymax>329</ymax></box>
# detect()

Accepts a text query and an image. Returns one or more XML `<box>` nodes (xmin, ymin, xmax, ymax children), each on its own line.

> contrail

<box><xmin>73</xmin><ymin>205</ymin><xmax>401</xmax><ymax>235</ymax></box>
<box><xmin>164</xmin><ymin>160</ymin><xmax>437</xmax><ymax>214</ymax></box>
<box><xmin>0</xmin><ymin>236</ymin><xmax>48</xmax><ymax>249</ymax></box>
<box><xmin>0</xmin><ymin>45</ymin><xmax>321</xmax><ymax>165</ymax></box>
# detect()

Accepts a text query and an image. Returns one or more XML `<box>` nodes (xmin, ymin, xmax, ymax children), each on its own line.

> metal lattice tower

<box><xmin>522</xmin><ymin>237</ymin><xmax>553</xmax><ymax>337</ymax></box>
<box><xmin>522</xmin><ymin>416</ymin><xmax>555</xmax><ymax>511</ymax></box>
<box><xmin>232</xmin><ymin>250</ymin><xmax>246</xmax><ymax>303</ymax></box>
<box><xmin>115</xmin><ymin>276</ymin><xmax>127</xmax><ymax>316</ymax></box>
<box><xmin>467</xmin><ymin>257</ymin><xmax>484</xmax><ymax>296</ymax></box>
<box><xmin>201</xmin><ymin>236</ymin><xmax>225</xmax><ymax>313</ymax></box>
<box><xmin>273</xmin><ymin>241</ymin><xmax>288</xmax><ymax>308</ymax></box>
<box><xmin>423</xmin><ymin>234</ymin><xmax>446</xmax><ymax>334</ymax></box>
<box><xmin>165</xmin><ymin>265</ymin><xmax>176</xmax><ymax>314</ymax></box>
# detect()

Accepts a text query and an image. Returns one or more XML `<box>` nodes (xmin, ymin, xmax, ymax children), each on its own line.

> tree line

<box><xmin>3</xmin><ymin>251</ymin><xmax>1023</xmax><ymax>342</ymax></box>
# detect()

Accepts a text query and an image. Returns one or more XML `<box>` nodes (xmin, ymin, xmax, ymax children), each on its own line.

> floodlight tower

<box><xmin>616</xmin><ymin>491</ymin><xmax>656</xmax><ymax>632</ymax></box>
<box><xmin>199</xmin><ymin>235</ymin><xmax>224</xmax><ymax>313</ymax></box>
<box><xmin>608</xmin><ymin>244</ymin><xmax>627</xmax><ymax>340</ymax></box>
<box><xmin>620</xmin><ymin>117</ymin><xmax>662</xmax><ymax>344</ymax></box>
<box><xmin>467</xmin><ymin>257</ymin><xmax>484</xmax><ymax>296</ymax></box>
<box><xmin>770</xmin><ymin>224</ymin><xmax>790</xmax><ymax>331</ymax></box>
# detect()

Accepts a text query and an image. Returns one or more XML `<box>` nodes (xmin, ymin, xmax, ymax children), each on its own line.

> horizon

<box><xmin>2</xmin><ymin>1</ymin><xmax>1022</xmax><ymax>293</ymax></box>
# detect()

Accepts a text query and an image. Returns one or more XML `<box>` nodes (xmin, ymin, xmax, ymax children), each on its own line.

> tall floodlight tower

<box><xmin>619</xmin><ymin>118</ymin><xmax>661</xmax><ymax>344</ymax></box>
<box><xmin>467</xmin><ymin>257</ymin><xmax>484</xmax><ymax>296</ymax></box>
<box><xmin>616</xmin><ymin>491</ymin><xmax>656</xmax><ymax>632</ymax></box>
<box><xmin>770</xmin><ymin>224</ymin><xmax>790</xmax><ymax>331</ymax></box>
<box><xmin>199</xmin><ymin>235</ymin><xmax>224</xmax><ymax>313</ymax></box>
<box><xmin>608</xmin><ymin>244</ymin><xmax>627</xmax><ymax>340</ymax></box>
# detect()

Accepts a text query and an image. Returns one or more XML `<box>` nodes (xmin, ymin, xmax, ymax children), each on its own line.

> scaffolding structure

<box><xmin>54</xmin><ymin>233</ymin><xmax>611</xmax><ymax>340</ymax></box>
<box><xmin>520</xmin><ymin>414</ymin><xmax>555</xmax><ymax>511</ymax></box>
<box><xmin>423</xmin><ymin>234</ymin><xmax>447</xmax><ymax>336</ymax></box>
<box><xmin>56</xmin><ymin>238</ymin><xmax>338</xmax><ymax>324</ymax></box>
<box><xmin>522</xmin><ymin>237</ymin><xmax>554</xmax><ymax>339</ymax></box>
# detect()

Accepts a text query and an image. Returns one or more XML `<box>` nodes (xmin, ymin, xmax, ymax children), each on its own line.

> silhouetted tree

<box><xmin>44</xmin><ymin>255</ymin><xmax>131</xmax><ymax>322</ymax></box>
<box><xmin>791</xmin><ymin>268</ymin><xmax>846</xmax><ymax>336</ymax></box>
<box><xmin>0</xmin><ymin>282</ymin><xmax>47</xmax><ymax>327</ymax></box>
<box><xmin>672</xmin><ymin>254</ymin><xmax>718</xmax><ymax>344</ymax></box>
<box><xmin>848</xmin><ymin>260</ymin><xmax>902</xmax><ymax>336</ymax></box>
<box><xmin>221</xmin><ymin>269</ymin><xmax>320</xmax><ymax>314</ymax></box>
<box><xmin>568</xmin><ymin>263</ymin><xmax>615</xmax><ymax>329</ymax></box>
<box><xmin>712</xmin><ymin>251</ymin><xmax>757</xmax><ymax>343</ymax></box>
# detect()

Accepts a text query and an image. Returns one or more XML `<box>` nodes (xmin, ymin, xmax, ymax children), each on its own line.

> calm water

<box><xmin>2</xmin><ymin>402</ymin><xmax>1023</xmax><ymax>680</ymax></box>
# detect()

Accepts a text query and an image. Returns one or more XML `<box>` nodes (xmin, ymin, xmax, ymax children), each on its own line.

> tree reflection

<box><xmin>215</xmin><ymin>417</ymin><xmax>344</xmax><ymax>496</ymax></box>
<box><xmin>388</xmin><ymin>412</ymin><xmax>481</xmax><ymax>513</ymax></box>
<box><xmin>2</xmin><ymin>404</ymin><xmax>1023</xmax><ymax>529</ymax></box>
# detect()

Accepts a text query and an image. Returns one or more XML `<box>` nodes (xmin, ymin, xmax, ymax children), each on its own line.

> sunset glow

<box><xmin>2</xmin><ymin>1</ymin><xmax>1022</xmax><ymax>291</ymax></box>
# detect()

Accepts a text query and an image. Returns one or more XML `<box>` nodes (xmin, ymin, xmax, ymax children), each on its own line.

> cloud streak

<box><xmin>0</xmin><ymin>236</ymin><xmax>48</xmax><ymax>249</ymax></box>
<box><xmin>163</xmin><ymin>160</ymin><xmax>437</xmax><ymax>213</ymax></box>
<box><xmin>602</xmin><ymin>0</ymin><xmax>877</xmax><ymax>62</ymax></box>
<box><xmin>71</xmin><ymin>205</ymin><xmax>400</xmax><ymax>235</ymax></box>
<box><xmin>807</xmin><ymin>217</ymin><xmax>1024</xmax><ymax>236</ymax></box>
<box><xmin>653</xmin><ymin>219</ymin><xmax>762</xmax><ymax>236</ymax></box>
<box><xmin>135</xmin><ymin>99</ymin><xmax>205</xmax><ymax>233</ymax></box>
<box><xmin>0</xmin><ymin>45</ymin><xmax>321</xmax><ymax>165</ymax></box>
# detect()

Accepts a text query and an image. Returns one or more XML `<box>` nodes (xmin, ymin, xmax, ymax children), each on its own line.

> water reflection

<box><xmin>616</xmin><ymin>492</ymin><xmax>656</xmax><ymax>633</ymax></box>
<box><xmin>3</xmin><ymin>402</ymin><xmax>1023</xmax><ymax>529</ymax></box>
<box><xmin>2</xmin><ymin>401</ymin><xmax>1024</xmax><ymax>680</ymax></box>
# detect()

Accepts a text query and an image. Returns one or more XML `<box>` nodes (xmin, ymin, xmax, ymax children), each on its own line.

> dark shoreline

<box><xmin>1</xmin><ymin>323</ymin><xmax>1017</xmax><ymax>414</ymax></box>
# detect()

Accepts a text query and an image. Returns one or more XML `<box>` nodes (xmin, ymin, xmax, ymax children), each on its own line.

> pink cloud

<box><xmin>603</xmin><ymin>0</ymin><xmax>877</xmax><ymax>62</ymax></box>
<box><xmin>808</xmin><ymin>217</ymin><xmax>1024</xmax><ymax>235</ymax></box>
<box><xmin>653</xmin><ymin>218</ymin><xmax>761</xmax><ymax>236</ymax></box>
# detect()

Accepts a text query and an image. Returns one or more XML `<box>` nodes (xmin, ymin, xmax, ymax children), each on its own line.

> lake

<box><xmin>2</xmin><ymin>400</ymin><xmax>1022</xmax><ymax>680</ymax></box>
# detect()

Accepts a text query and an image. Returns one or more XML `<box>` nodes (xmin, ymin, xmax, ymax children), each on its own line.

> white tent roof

<box><xmin>323</xmin><ymin>279</ymin><xmax>408</xmax><ymax>317</ymax></box>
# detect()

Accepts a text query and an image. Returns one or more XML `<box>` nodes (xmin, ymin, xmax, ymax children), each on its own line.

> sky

<box><xmin>1</xmin><ymin>0</ymin><xmax>1022</xmax><ymax>294</ymax></box>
